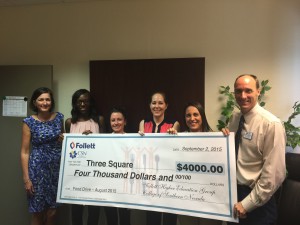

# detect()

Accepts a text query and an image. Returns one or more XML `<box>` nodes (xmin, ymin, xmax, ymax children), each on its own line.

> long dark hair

<box><xmin>29</xmin><ymin>87</ymin><xmax>55</xmax><ymax>113</ymax></box>
<box><xmin>70</xmin><ymin>89</ymin><xmax>99</xmax><ymax>124</ymax></box>
<box><xmin>183</xmin><ymin>101</ymin><xmax>213</xmax><ymax>132</ymax></box>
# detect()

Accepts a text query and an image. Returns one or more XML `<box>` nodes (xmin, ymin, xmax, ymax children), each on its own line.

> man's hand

<box><xmin>234</xmin><ymin>202</ymin><xmax>247</xmax><ymax>219</ymax></box>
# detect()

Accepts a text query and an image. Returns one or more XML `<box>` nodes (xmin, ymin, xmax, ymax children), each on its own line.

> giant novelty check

<box><xmin>57</xmin><ymin>133</ymin><xmax>238</xmax><ymax>222</ymax></box>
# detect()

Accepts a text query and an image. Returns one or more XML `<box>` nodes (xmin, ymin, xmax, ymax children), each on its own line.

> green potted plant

<box><xmin>284</xmin><ymin>101</ymin><xmax>300</xmax><ymax>152</ymax></box>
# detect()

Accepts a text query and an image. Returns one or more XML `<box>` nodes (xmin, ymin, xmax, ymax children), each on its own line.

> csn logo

<box><xmin>68</xmin><ymin>148</ymin><xmax>87</xmax><ymax>159</ymax></box>
<box><xmin>69</xmin><ymin>150</ymin><xmax>77</xmax><ymax>159</ymax></box>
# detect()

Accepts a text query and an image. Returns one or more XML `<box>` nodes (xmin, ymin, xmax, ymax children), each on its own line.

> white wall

<box><xmin>0</xmin><ymin>0</ymin><xmax>299</xmax><ymax>128</ymax></box>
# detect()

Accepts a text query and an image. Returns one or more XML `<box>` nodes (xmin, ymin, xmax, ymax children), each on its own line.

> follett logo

<box><xmin>69</xmin><ymin>150</ymin><xmax>77</xmax><ymax>159</ymax></box>
<box><xmin>69</xmin><ymin>141</ymin><xmax>95</xmax><ymax>149</ymax></box>
<box><xmin>70</xmin><ymin>142</ymin><xmax>76</xmax><ymax>149</ymax></box>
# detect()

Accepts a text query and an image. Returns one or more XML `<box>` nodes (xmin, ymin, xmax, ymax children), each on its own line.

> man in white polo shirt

<box><xmin>224</xmin><ymin>74</ymin><xmax>286</xmax><ymax>225</ymax></box>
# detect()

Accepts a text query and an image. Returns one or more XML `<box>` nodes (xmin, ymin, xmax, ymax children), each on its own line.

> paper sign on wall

<box><xmin>2</xmin><ymin>96</ymin><xmax>27</xmax><ymax>117</ymax></box>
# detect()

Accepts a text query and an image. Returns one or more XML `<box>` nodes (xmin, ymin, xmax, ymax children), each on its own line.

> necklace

<box><xmin>37</xmin><ymin>113</ymin><xmax>51</xmax><ymax>122</ymax></box>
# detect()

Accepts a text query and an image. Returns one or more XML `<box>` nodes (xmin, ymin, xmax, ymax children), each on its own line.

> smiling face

<box><xmin>234</xmin><ymin>75</ymin><xmax>260</xmax><ymax>114</ymax></box>
<box><xmin>34</xmin><ymin>93</ymin><xmax>52</xmax><ymax>113</ymax></box>
<box><xmin>150</xmin><ymin>93</ymin><xmax>168</xmax><ymax>119</ymax></box>
<box><xmin>110</xmin><ymin>112</ymin><xmax>126</xmax><ymax>133</ymax></box>
<box><xmin>185</xmin><ymin>106</ymin><xmax>203</xmax><ymax>132</ymax></box>
<box><xmin>76</xmin><ymin>93</ymin><xmax>91</xmax><ymax>115</ymax></box>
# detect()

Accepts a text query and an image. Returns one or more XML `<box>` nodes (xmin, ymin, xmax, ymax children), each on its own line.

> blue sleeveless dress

<box><xmin>23</xmin><ymin>112</ymin><xmax>64</xmax><ymax>212</ymax></box>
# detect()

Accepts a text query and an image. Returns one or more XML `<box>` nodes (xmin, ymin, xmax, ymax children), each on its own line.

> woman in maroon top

<box><xmin>139</xmin><ymin>91</ymin><xmax>180</xmax><ymax>225</ymax></box>
<box><xmin>139</xmin><ymin>92</ymin><xmax>180</xmax><ymax>133</ymax></box>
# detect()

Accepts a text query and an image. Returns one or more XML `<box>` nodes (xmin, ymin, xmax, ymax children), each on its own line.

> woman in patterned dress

<box><xmin>21</xmin><ymin>87</ymin><xmax>64</xmax><ymax>225</ymax></box>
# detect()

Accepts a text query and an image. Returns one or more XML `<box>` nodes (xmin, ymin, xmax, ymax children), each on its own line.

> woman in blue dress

<box><xmin>21</xmin><ymin>87</ymin><xmax>64</xmax><ymax>225</ymax></box>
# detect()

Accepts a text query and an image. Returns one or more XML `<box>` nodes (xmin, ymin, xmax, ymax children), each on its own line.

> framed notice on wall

<box><xmin>2</xmin><ymin>96</ymin><xmax>27</xmax><ymax>117</ymax></box>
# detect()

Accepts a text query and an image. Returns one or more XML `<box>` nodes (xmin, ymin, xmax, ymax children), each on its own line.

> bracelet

<box><xmin>24</xmin><ymin>179</ymin><xmax>31</xmax><ymax>184</ymax></box>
